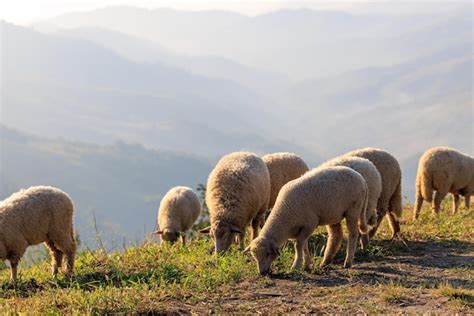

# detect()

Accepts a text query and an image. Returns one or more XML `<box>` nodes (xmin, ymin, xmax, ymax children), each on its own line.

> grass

<box><xmin>438</xmin><ymin>283</ymin><xmax>474</xmax><ymax>308</ymax></box>
<box><xmin>0</xmin><ymin>201</ymin><xmax>473</xmax><ymax>313</ymax></box>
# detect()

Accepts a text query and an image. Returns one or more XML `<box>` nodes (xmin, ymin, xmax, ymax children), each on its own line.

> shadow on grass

<box><xmin>0</xmin><ymin>263</ymin><xmax>183</xmax><ymax>298</ymax></box>
<box><xmin>268</xmin><ymin>238</ymin><xmax>474</xmax><ymax>289</ymax></box>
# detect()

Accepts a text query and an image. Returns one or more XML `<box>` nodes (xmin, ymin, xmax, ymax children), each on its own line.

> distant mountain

<box><xmin>52</xmin><ymin>27</ymin><xmax>291</xmax><ymax>97</ymax></box>
<box><xmin>0</xmin><ymin>125</ymin><xmax>212</xmax><ymax>247</ymax></box>
<box><xmin>281</xmin><ymin>43</ymin><xmax>473</xmax><ymax>198</ymax></box>
<box><xmin>2</xmin><ymin>22</ymin><xmax>313</xmax><ymax>159</ymax></box>
<box><xmin>35</xmin><ymin>6</ymin><xmax>472</xmax><ymax>79</ymax></box>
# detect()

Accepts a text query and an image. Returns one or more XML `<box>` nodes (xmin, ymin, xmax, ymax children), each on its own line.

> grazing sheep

<box><xmin>413</xmin><ymin>147</ymin><xmax>474</xmax><ymax>219</ymax></box>
<box><xmin>318</xmin><ymin>156</ymin><xmax>382</xmax><ymax>248</ymax></box>
<box><xmin>154</xmin><ymin>186</ymin><xmax>201</xmax><ymax>244</ymax></box>
<box><xmin>345</xmin><ymin>148</ymin><xmax>402</xmax><ymax>239</ymax></box>
<box><xmin>200</xmin><ymin>152</ymin><xmax>270</xmax><ymax>254</ymax></box>
<box><xmin>245</xmin><ymin>166</ymin><xmax>369</xmax><ymax>274</ymax></box>
<box><xmin>262</xmin><ymin>152</ymin><xmax>309</xmax><ymax>210</ymax></box>
<box><xmin>0</xmin><ymin>186</ymin><xmax>76</xmax><ymax>283</ymax></box>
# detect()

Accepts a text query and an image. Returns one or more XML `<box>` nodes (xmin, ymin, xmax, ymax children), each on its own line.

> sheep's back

<box><xmin>419</xmin><ymin>147</ymin><xmax>474</xmax><ymax>192</ymax></box>
<box><xmin>270</xmin><ymin>166</ymin><xmax>367</xmax><ymax>227</ymax></box>
<box><xmin>345</xmin><ymin>148</ymin><xmax>400</xmax><ymax>210</ymax></box>
<box><xmin>158</xmin><ymin>186</ymin><xmax>200</xmax><ymax>231</ymax></box>
<box><xmin>262</xmin><ymin>152</ymin><xmax>309</xmax><ymax>208</ymax></box>
<box><xmin>0</xmin><ymin>186</ymin><xmax>73</xmax><ymax>244</ymax></box>
<box><xmin>206</xmin><ymin>152</ymin><xmax>270</xmax><ymax>225</ymax></box>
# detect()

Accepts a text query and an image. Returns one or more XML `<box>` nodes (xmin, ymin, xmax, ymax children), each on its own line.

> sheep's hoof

<box><xmin>319</xmin><ymin>261</ymin><xmax>331</xmax><ymax>269</ymax></box>
<box><xmin>291</xmin><ymin>263</ymin><xmax>303</xmax><ymax>271</ymax></box>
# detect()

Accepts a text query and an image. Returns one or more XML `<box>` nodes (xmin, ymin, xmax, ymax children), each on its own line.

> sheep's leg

<box><xmin>464</xmin><ymin>193</ymin><xmax>471</xmax><ymax>211</ymax></box>
<box><xmin>64</xmin><ymin>248</ymin><xmax>76</xmax><ymax>276</ymax></box>
<box><xmin>413</xmin><ymin>187</ymin><xmax>424</xmax><ymax>220</ymax></box>
<box><xmin>291</xmin><ymin>238</ymin><xmax>306</xmax><ymax>271</ymax></box>
<box><xmin>54</xmin><ymin>236</ymin><xmax>76</xmax><ymax>275</ymax></box>
<box><xmin>320</xmin><ymin>223</ymin><xmax>343</xmax><ymax>267</ymax></box>
<box><xmin>46</xmin><ymin>241</ymin><xmax>63</xmax><ymax>277</ymax></box>
<box><xmin>433</xmin><ymin>190</ymin><xmax>447</xmax><ymax>215</ymax></box>
<box><xmin>181</xmin><ymin>235</ymin><xmax>186</xmax><ymax>245</ymax></box>
<box><xmin>237</xmin><ymin>232</ymin><xmax>246</xmax><ymax>249</ymax></box>
<box><xmin>8</xmin><ymin>256</ymin><xmax>20</xmax><ymax>284</ymax></box>
<box><xmin>452</xmin><ymin>194</ymin><xmax>460</xmax><ymax>214</ymax></box>
<box><xmin>7</xmin><ymin>240</ymin><xmax>27</xmax><ymax>284</ymax></box>
<box><xmin>368</xmin><ymin>208</ymin><xmax>386</xmax><ymax>239</ymax></box>
<box><xmin>387</xmin><ymin>212</ymin><xmax>400</xmax><ymax>239</ymax></box>
<box><xmin>344</xmin><ymin>216</ymin><xmax>359</xmax><ymax>269</ymax></box>
<box><xmin>303</xmin><ymin>239</ymin><xmax>313</xmax><ymax>269</ymax></box>
<box><xmin>359</xmin><ymin>233</ymin><xmax>370</xmax><ymax>250</ymax></box>
<box><xmin>291</xmin><ymin>239</ymin><xmax>303</xmax><ymax>270</ymax></box>
<box><xmin>251</xmin><ymin>215</ymin><xmax>262</xmax><ymax>240</ymax></box>
<box><xmin>291</xmin><ymin>227</ymin><xmax>313</xmax><ymax>271</ymax></box>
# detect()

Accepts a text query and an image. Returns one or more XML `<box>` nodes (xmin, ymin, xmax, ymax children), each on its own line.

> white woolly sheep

<box><xmin>200</xmin><ymin>152</ymin><xmax>270</xmax><ymax>254</ymax></box>
<box><xmin>318</xmin><ymin>156</ymin><xmax>382</xmax><ymax>248</ymax></box>
<box><xmin>345</xmin><ymin>148</ymin><xmax>403</xmax><ymax>239</ymax></box>
<box><xmin>413</xmin><ymin>147</ymin><xmax>474</xmax><ymax>219</ymax></box>
<box><xmin>0</xmin><ymin>186</ymin><xmax>76</xmax><ymax>283</ymax></box>
<box><xmin>245</xmin><ymin>166</ymin><xmax>369</xmax><ymax>274</ymax></box>
<box><xmin>154</xmin><ymin>186</ymin><xmax>201</xmax><ymax>244</ymax></box>
<box><xmin>262</xmin><ymin>152</ymin><xmax>309</xmax><ymax>210</ymax></box>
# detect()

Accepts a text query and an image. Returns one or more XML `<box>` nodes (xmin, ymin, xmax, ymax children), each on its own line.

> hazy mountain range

<box><xmin>34</xmin><ymin>6</ymin><xmax>471</xmax><ymax>79</ymax></box>
<box><xmin>1</xmin><ymin>5</ymin><xmax>472</xmax><ymax>245</ymax></box>
<box><xmin>0</xmin><ymin>124</ymin><xmax>212</xmax><ymax>246</ymax></box>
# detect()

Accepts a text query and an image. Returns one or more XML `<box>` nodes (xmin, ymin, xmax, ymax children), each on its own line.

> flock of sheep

<box><xmin>0</xmin><ymin>146</ymin><xmax>472</xmax><ymax>282</ymax></box>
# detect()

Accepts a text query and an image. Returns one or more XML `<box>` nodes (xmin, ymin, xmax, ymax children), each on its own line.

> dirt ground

<box><xmin>164</xmin><ymin>239</ymin><xmax>474</xmax><ymax>314</ymax></box>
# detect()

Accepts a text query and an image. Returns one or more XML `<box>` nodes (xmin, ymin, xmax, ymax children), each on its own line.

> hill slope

<box><xmin>2</xmin><ymin>22</ymin><xmax>306</xmax><ymax>158</ymax></box>
<box><xmin>0</xmin><ymin>204</ymin><xmax>472</xmax><ymax>313</ymax></box>
<box><xmin>0</xmin><ymin>125</ymin><xmax>212</xmax><ymax>246</ymax></box>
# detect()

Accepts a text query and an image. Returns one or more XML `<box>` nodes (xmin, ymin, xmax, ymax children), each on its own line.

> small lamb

<box><xmin>154</xmin><ymin>186</ymin><xmax>201</xmax><ymax>244</ymax></box>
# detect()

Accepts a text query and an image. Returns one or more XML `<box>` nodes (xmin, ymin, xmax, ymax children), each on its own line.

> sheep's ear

<box><xmin>153</xmin><ymin>230</ymin><xmax>163</xmax><ymax>235</ymax></box>
<box><xmin>230</xmin><ymin>225</ymin><xmax>243</xmax><ymax>234</ymax></box>
<box><xmin>199</xmin><ymin>226</ymin><xmax>211</xmax><ymax>234</ymax></box>
<box><xmin>243</xmin><ymin>245</ymin><xmax>251</xmax><ymax>254</ymax></box>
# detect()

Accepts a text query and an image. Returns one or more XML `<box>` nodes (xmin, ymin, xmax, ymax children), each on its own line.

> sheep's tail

<box><xmin>358</xmin><ymin>182</ymin><xmax>369</xmax><ymax>234</ymax></box>
<box><xmin>67</xmin><ymin>198</ymin><xmax>77</xmax><ymax>247</ymax></box>
<box><xmin>390</xmin><ymin>176</ymin><xmax>403</xmax><ymax>218</ymax></box>
<box><xmin>418</xmin><ymin>167</ymin><xmax>433</xmax><ymax>203</ymax></box>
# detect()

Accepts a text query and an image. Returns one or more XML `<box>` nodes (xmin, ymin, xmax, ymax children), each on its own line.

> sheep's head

<box><xmin>154</xmin><ymin>228</ymin><xmax>180</xmax><ymax>243</ymax></box>
<box><xmin>200</xmin><ymin>221</ymin><xmax>243</xmax><ymax>254</ymax></box>
<box><xmin>244</xmin><ymin>236</ymin><xmax>280</xmax><ymax>275</ymax></box>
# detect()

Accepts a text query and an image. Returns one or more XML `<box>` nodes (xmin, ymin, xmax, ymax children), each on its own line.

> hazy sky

<box><xmin>1</xmin><ymin>0</ymin><xmax>469</xmax><ymax>24</ymax></box>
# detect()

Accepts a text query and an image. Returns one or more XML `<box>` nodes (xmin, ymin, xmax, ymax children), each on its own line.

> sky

<box><xmin>0</xmin><ymin>0</ymin><xmax>470</xmax><ymax>25</ymax></box>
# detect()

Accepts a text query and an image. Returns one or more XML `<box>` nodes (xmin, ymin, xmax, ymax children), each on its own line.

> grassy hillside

<box><xmin>0</xmin><ymin>125</ymin><xmax>212</xmax><ymax>246</ymax></box>
<box><xmin>1</xmin><ymin>201</ymin><xmax>472</xmax><ymax>313</ymax></box>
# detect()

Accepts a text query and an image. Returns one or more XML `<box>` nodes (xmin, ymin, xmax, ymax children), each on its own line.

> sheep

<box><xmin>0</xmin><ymin>186</ymin><xmax>76</xmax><ymax>283</ymax></box>
<box><xmin>413</xmin><ymin>147</ymin><xmax>474</xmax><ymax>219</ymax></box>
<box><xmin>318</xmin><ymin>156</ymin><xmax>382</xmax><ymax>248</ymax></box>
<box><xmin>262</xmin><ymin>152</ymin><xmax>309</xmax><ymax>210</ymax></box>
<box><xmin>244</xmin><ymin>166</ymin><xmax>369</xmax><ymax>275</ymax></box>
<box><xmin>345</xmin><ymin>148</ymin><xmax>403</xmax><ymax>239</ymax></box>
<box><xmin>200</xmin><ymin>152</ymin><xmax>270</xmax><ymax>254</ymax></box>
<box><xmin>154</xmin><ymin>186</ymin><xmax>201</xmax><ymax>244</ymax></box>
